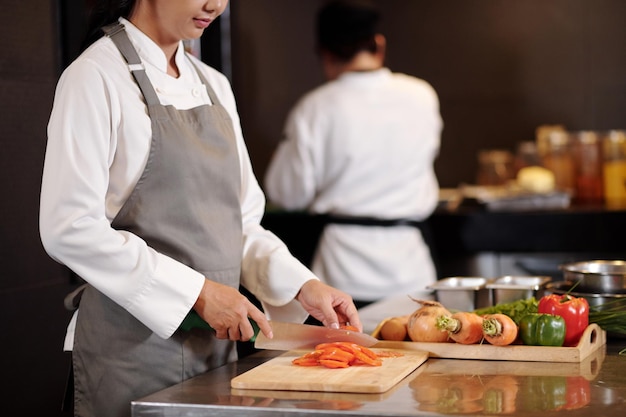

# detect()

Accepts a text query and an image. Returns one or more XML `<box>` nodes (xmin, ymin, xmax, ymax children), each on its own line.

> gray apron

<box><xmin>72</xmin><ymin>23</ymin><xmax>243</xmax><ymax>417</ymax></box>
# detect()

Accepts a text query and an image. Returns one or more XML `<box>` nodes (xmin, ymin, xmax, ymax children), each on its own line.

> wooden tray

<box><xmin>420</xmin><ymin>345</ymin><xmax>605</xmax><ymax>380</ymax></box>
<box><xmin>371</xmin><ymin>322</ymin><xmax>605</xmax><ymax>363</ymax></box>
<box><xmin>231</xmin><ymin>347</ymin><xmax>429</xmax><ymax>394</ymax></box>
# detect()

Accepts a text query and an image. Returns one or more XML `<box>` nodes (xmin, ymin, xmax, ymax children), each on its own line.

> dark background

<box><xmin>1</xmin><ymin>0</ymin><xmax>625</xmax><ymax>415</ymax></box>
<box><xmin>229</xmin><ymin>0</ymin><xmax>626</xmax><ymax>188</ymax></box>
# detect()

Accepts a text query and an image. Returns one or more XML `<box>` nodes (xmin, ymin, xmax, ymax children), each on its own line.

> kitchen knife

<box><xmin>254</xmin><ymin>320</ymin><xmax>378</xmax><ymax>351</ymax></box>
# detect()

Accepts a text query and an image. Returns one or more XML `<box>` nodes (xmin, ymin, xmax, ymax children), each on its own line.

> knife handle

<box><xmin>179</xmin><ymin>310</ymin><xmax>260</xmax><ymax>342</ymax></box>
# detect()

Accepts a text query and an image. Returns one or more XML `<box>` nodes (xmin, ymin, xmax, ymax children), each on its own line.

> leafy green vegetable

<box><xmin>473</xmin><ymin>298</ymin><xmax>538</xmax><ymax>324</ymax></box>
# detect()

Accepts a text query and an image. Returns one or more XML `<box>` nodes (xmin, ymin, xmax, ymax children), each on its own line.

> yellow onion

<box><xmin>407</xmin><ymin>299</ymin><xmax>452</xmax><ymax>342</ymax></box>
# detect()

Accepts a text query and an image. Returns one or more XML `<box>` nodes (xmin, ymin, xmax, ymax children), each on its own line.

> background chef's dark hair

<box><xmin>316</xmin><ymin>0</ymin><xmax>382</xmax><ymax>62</ymax></box>
<box><xmin>81</xmin><ymin>0</ymin><xmax>137</xmax><ymax>52</ymax></box>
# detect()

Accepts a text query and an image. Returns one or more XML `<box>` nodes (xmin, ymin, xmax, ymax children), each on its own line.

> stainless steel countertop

<box><xmin>131</xmin><ymin>340</ymin><xmax>626</xmax><ymax>417</ymax></box>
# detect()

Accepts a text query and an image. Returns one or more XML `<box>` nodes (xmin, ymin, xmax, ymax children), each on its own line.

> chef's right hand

<box><xmin>193</xmin><ymin>279</ymin><xmax>273</xmax><ymax>342</ymax></box>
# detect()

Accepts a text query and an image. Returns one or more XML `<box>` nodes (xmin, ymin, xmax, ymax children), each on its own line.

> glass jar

<box><xmin>477</xmin><ymin>150</ymin><xmax>514</xmax><ymax>186</ymax></box>
<box><xmin>571</xmin><ymin>131</ymin><xmax>603</xmax><ymax>205</ymax></box>
<box><xmin>602</xmin><ymin>130</ymin><xmax>626</xmax><ymax>209</ymax></box>
<box><xmin>537</xmin><ymin>131</ymin><xmax>575</xmax><ymax>193</ymax></box>
<box><xmin>514</xmin><ymin>141</ymin><xmax>541</xmax><ymax>174</ymax></box>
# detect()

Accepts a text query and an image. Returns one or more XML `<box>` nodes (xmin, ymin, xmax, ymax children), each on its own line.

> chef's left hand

<box><xmin>296</xmin><ymin>279</ymin><xmax>362</xmax><ymax>332</ymax></box>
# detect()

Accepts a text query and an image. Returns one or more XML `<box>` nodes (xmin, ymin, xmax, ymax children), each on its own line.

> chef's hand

<box><xmin>193</xmin><ymin>279</ymin><xmax>273</xmax><ymax>342</ymax></box>
<box><xmin>296</xmin><ymin>279</ymin><xmax>362</xmax><ymax>332</ymax></box>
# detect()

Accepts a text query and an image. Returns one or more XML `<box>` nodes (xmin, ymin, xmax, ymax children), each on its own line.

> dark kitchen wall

<box><xmin>229</xmin><ymin>0</ymin><xmax>626</xmax><ymax>188</ymax></box>
<box><xmin>1</xmin><ymin>1</ymin><xmax>74</xmax><ymax>416</ymax></box>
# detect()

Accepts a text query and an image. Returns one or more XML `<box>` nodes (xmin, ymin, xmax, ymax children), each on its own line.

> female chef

<box><xmin>39</xmin><ymin>1</ymin><xmax>361</xmax><ymax>416</ymax></box>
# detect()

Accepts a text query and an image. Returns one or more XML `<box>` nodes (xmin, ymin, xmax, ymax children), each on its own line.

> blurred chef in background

<box><xmin>264</xmin><ymin>0</ymin><xmax>443</xmax><ymax>308</ymax></box>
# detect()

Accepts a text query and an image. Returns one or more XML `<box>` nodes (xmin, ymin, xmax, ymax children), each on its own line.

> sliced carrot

<box><xmin>351</xmin><ymin>350</ymin><xmax>382</xmax><ymax>366</ymax></box>
<box><xmin>292</xmin><ymin>357</ymin><xmax>321</xmax><ymax>366</ymax></box>
<box><xmin>319</xmin><ymin>359</ymin><xmax>350</xmax><ymax>368</ymax></box>
<box><xmin>315</xmin><ymin>342</ymin><xmax>377</xmax><ymax>359</ymax></box>
<box><xmin>319</xmin><ymin>348</ymin><xmax>355</xmax><ymax>363</ymax></box>
<box><xmin>315</xmin><ymin>342</ymin><xmax>382</xmax><ymax>366</ymax></box>
<box><xmin>315</xmin><ymin>342</ymin><xmax>354</xmax><ymax>352</ymax></box>
<box><xmin>292</xmin><ymin>350</ymin><xmax>323</xmax><ymax>365</ymax></box>
<box><xmin>355</xmin><ymin>345</ymin><xmax>378</xmax><ymax>360</ymax></box>
<box><xmin>298</xmin><ymin>350</ymin><xmax>323</xmax><ymax>360</ymax></box>
<box><xmin>293</xmin><ymin>342</ymin><xmax>387</xmax><ymax>368</ymax></box>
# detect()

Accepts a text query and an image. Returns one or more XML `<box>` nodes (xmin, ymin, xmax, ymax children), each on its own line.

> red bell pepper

<box><xmin>538</xmin><ymin>294</ymin><xmax>589</xmax><ymax>347</ymax></box>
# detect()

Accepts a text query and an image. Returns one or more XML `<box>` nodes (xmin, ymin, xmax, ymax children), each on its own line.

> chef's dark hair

<box><xmin>80</xmin><ymin>0</ymin><xmax>137</xmax><ymax>52</ymax></box>
<box><xmin>316</xmin><ymin>0</ymin><xmax>381</xmax><ymax>62</ymax></box>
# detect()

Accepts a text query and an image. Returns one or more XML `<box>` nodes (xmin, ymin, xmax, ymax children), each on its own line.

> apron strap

<box><xmin>102</xmin><ymin>23</ymin><xmax>161</xmax><ymax>107</ymax></box>
<box><xmin>187</xmin><ymin>57</ymin><xmax>222</xmax><ymax>107</ymax></box>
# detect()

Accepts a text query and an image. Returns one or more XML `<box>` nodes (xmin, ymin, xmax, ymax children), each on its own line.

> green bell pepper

<box><xmin>518</xmin><ymin>313</ymin><xmax>566</xmax><ymax>347</ymax></box>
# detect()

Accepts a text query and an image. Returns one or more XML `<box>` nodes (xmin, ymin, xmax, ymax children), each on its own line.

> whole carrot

<box><xmin>482</xmin><ymin>313</ymin><xmax>518</xmax><ymax>346</ymax></box>
<box><xmin>436</xmin><ymin>311</ymin><xmax>484</xmax><ymax>344</ymax></box>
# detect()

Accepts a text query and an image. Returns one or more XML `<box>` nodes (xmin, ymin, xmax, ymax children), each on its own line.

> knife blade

<box><xmin>254</xmin><ymin>320</ymin><xmax>378</xmax><ymax>351</ymax></box>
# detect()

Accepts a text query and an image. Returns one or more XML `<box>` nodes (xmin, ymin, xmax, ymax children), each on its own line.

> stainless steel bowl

<box><xmin>560</xmin><ymin>260</ymin><xmax>626</xmax><ymax>294</ymax></box>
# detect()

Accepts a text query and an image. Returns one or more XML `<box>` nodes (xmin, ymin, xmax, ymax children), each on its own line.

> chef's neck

<box><xmin>321</xmin><ymin>34</ymin><xmax>386</xmax><ymax>81</ymax></box>
<box><xmin>128</xmin><ymin>15</ymin><xmax>181</xmax><ymax>78</ymax></box>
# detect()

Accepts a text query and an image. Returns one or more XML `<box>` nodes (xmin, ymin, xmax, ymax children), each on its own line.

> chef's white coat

<box><xmin>264</xmin><ymin>68</ymin><xmax>442</xmax><ymax>301</ymax></box>
<box><xmin>40</xmin><ymin>18</ymin><xmax>315</xmax><ymax>350</ymax></box>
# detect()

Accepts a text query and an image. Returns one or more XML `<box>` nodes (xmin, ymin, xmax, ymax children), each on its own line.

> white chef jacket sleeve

<box><xmin>263</xmin><ymin>101</ymin><xmax>319</xmax><ymax>210</ymax></box>
<box><xmin>40</xmin><ymin>58</ymin><xmax>205</xmax><ymax>340</ymax></box>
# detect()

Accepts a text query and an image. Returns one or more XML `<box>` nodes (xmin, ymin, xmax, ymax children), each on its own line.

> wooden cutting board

<box><xmin>231</xmin><ymin>347</ymin><xmax>428</xmax><ymax>394</ymax></box>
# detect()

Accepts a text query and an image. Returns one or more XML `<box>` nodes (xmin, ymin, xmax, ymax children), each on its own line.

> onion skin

<box><xmin>407</xmin><ymin>299</ymin><xmax>451</xmax><ymax>342</ymax></box>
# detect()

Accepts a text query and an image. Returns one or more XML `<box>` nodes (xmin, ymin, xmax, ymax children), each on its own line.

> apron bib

<box><xmin>72</xmin><ymin>23</ymin><xmax>242</xmax><ymax>417</ymax></box>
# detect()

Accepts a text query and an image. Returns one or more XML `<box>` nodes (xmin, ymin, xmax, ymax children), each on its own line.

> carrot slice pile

<box><xmin>292</xmin><ymin>342</ymin><xmax>399</xmax><ymax>369</ymax></box>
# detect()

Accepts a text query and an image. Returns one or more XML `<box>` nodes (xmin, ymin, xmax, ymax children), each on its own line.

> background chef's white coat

<box><xmin>40</xmin><ymin>19</ymin><xmax>315</xmax><ymax>350</ymax></box>
<box><xmin>264</xmin><ymin>68</ymin><xmax>442</xmax><ymax>301</ymax></box>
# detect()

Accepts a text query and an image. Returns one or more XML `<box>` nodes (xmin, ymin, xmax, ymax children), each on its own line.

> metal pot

<box><xmin>560</xmin><ymin>260</ymin><xmax>626</xmax><ymax>294</ymax></box>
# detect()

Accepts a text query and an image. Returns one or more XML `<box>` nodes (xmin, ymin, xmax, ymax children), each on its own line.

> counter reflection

<box><xmin>408</xmin><ymin>349</ymin><xmax>603</xmax><ymax>415</ymax></box>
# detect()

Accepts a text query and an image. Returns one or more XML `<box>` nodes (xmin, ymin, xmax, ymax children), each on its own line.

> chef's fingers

<box><xmin>214</xmin><ymin>327</ymin><xmax>229</xmax><ymax>339</ymax></box>
<box><xmin>337</xmin><ymin>300</ymin><xmax>362</xmax><ymax>332</ymax></box>
<box><xmin>320</xmin><ymin>306</ymin><xmax>341</xmax><ymax>329</ymax></box>
<box><xmin>319</xmin><ymin>287</ymin><xmax>362</xmax><ymax>332</ymax></box>
<box><xmin>228</xmin><ymin>326</ymin><xmax>241</xmax><ymax>341</ymax></box>
<box><xmin>246</xmin><ymin>303</ymin><xmax>273</xmax><ymax>340</ymax></box>
<box><xmin>299</xmin><ymin>280</ymin><xmax>340</xmax><ymax>329</ymax></box>
<box><xmin>295</xmin><ymin>279</ymin><xmax>363</xmax><ymax>331</ymax></box>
